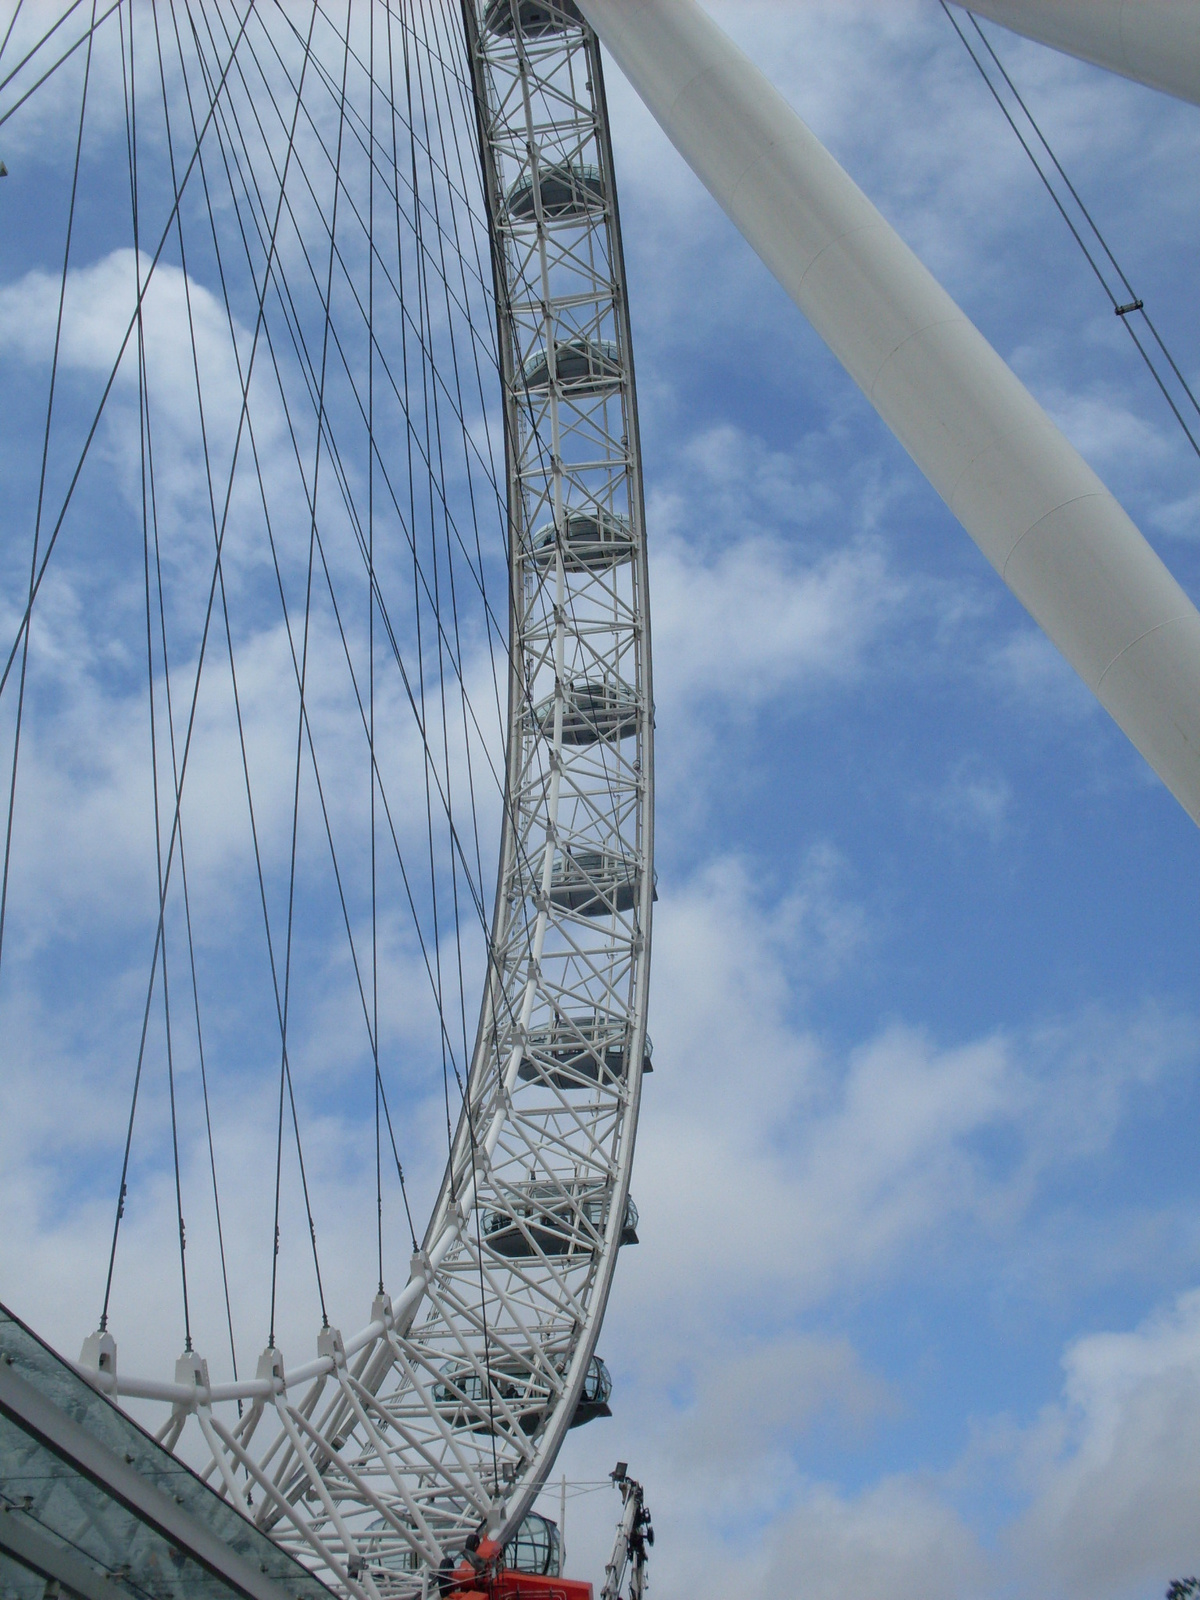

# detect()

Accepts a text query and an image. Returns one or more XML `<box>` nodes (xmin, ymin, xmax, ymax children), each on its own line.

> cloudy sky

<box><xmin>4</xmin><ymin>5</ymin><xmax>1200</xmax><ymax>1600</ymax></box>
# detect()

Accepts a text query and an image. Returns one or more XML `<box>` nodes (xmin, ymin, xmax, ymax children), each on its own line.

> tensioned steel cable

<box><xmin>270</xmin><ymin>0</ymin><xmax>355</xmax><ymax>1339</ymax></box>
<box><xmin>184</xmin><ymin>45</ymin><xmax>484</xmax><ymax>1136</ymax></box>
<box><xmin>208</xmin><ymin>0</ymin><xmax>447</xmax><ymax>1306</ymax></box>
<box><xmin>264</xmin><ymin>0</ymin><xmax>336</xmax><ymax>1343</ymax></box>
<box><xmin>370</xmin><ymin>0</ymin><xmax>382</xmax><ymax>1294</ymax></box>
<box><xmin>164</xmin><ymin>4</ymin><xmax>380</xmax><ymax>1370</ymax></box>
<box><xmin>191</xmin><ymin>0</ymin><xmax>507</xmax><ymax>1138</ymax></box>
<box><xmin>392</xmin><ymin>0</ymin><xmax>473</xmax><ymax>1177</ymax></box>
<box><xmin>145</xmin><ymin>0</ymin><xmax>242</xmax><ymax>1394</ymax></box>
<box><xmin>184</xmin><ymin>0</ymin><xmax>502</xmax><ymax>1286</ymax></box>
<box><xmin>942</xmin><ymin>1</ymin><xmax>1200</xmax><ymax>461</ymax></box>
<box><xmin>160</xmin><ymin>0</ymin><xmax>335</xmax><ymax>1342</ymax></box>
<box><xmin>405</xmin><ymin>0</ymin><xmax>499</xmax><ymax>1476</ymax></box>
<box><xmin>10</xmin><ymin>10</ymin><xmax>583</xmax><ymax>1474</ymax></box>
<box><xmin>157</xmin><ymin>0</ymin><xmax>317</xmax><ymax>1343</ymax></box>
<box><xmin>410</xmin><ymin>1</ymin><xmax>486</xmax><ymax>1074</ymax></box>
<box><xmin>0</xmin><ymin>0</ymin><xmax>123</xmax><ymax>134</ymax></box>
<box><xmin>0</xmin><ymin>0</ymin><xmax>85</xmax><ymax>93</ymax></box>
<box><xmin>0</xmin><ymin>1</ymin><xmax>257</xmax><ymax>711</ymax></box>
<box><xmin>169</xmin><ymin>5</ymin><xmax>333</xmax><ymax>1323</ymax></box>
<box><xmin>404</xmin><ymin>0</ymin><xmax>471</xmax><ymax>1156</ymax></box>
<box><xmin>125</xmin><ymin>0</ymin><xmax>194</xmax><ymax>1356</ymax></box>
<box><xmin>423</xmin><ymin>0</ymin><xmax>509</xmax><ymax>899</ymax></box>
<box><xmin>265</xmin><ymin>4</ymin><xmax>510</xmax><ymax>635</ymax></box>
<box><xmin>202</xmin><ymin>102</ymin><xmax>510</xmax><ymax>825</ymax></box>
<box><xmin>100</xmin><ymin>0</ymin><xmax>310</xmax><ymax>1335</ymax></box>
<box><xmin>0</xmin><ymin>1</ymin><xmax>27</xmax><ymax>69</ymax></box>
<box><xmin>366</xmin><ymin>0</ymin><xmax>518</xmax><ymax>1465</ymax></box>
<box><xmin>202</xmin><ymin>2</ymin><xmax>510</xmax><ymax>920</ymax></box>
<box><xmin>395</xmin><ymin>0</ymin><xmax>457</xmax><ymax>1173</ymax></box>
<box><xmin>0</xmin><ymin>0</ymin><xmax>98</xmax><ymax>982</ymax></box>
<box><xmin>197</xmin><ymin>12</ymin><xmax>470</xmax><ymax>1222</ymax></box>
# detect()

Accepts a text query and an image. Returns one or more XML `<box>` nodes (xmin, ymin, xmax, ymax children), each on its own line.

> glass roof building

<box><xmin>0</xmin><ymin>1304</ymin><xmax>333</xmax><ymax>1600</ymax></box>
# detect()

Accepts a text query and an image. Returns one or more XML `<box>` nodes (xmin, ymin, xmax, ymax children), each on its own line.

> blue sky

<box><xmin>547</xmin><ymin>6</ymin><xmax>1200</xmax><ymax>1597</ymax></box>
<box><xmin>4</xmin><ymin>5</ymin><xmax>1200</xmax><ymax>1600</ymax></box>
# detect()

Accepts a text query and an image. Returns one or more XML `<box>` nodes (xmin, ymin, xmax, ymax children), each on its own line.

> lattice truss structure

<box><xmin>68</xmin><ymin>2</ymin><xmax>652</xmax><ymax>1594</ymax></box>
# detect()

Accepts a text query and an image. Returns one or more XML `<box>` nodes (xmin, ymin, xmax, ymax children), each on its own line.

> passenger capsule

<box><xmin>433</xmin><ymin>1362</ymin><xmax>538</xmax><ymax>1435</ymax></box>
<box><xmin>507</xmin><ymin>162</ymin><xmax>604</xmax><ymax>223</ymax></box>
<box><xmin>521</xmin><ymin>337</ymin><xmax>621</xmax><ymax>395</ymax></box>
<box><xmin>504</xmin><ymin>1512</ymin><xmax>561</xmax><ymax>1578</ymax></box>
<box><xmin>547</xmin><ymin>848</ymin><xmax>640</xmax><ymax>915</ymax></box>
<box><xmin>484</xmin><ymin>0</ymin><xmax>582</xmax><ymax>37</ymax></box>
<box><xmin>482</xmin><ymin>1182</ymin><xmax>639</xmax><ymax>1260</ymax></box>
<box><xmin>433</xmin><ymin>1350</ymin><xmax>612</xmax><ymax>1433</ymax></box>
<box><xmin>517</xmin><ymin>1011</ymin><xmax>653</xmax><ymax>1089</ymax></box>
<box><xmin>533</xmin><ymin>678</ymin><xmax>638</xmax><ymax>744</ymax></box>
<box><xmin>532</xmin><ymin>509</ymin><xmax>634</xmax><ymax>572</ymax></box>
<box><xmin>572</xmin><ymin>1354</ymin><xmax>613</xmax><ymax>1426</ymax></box>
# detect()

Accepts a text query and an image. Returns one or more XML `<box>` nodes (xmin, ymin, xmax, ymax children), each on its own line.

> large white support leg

<box><xmin>957</xmin><ymin>1</ymin><xmax>1200</xmax><ymax>108</ymax></box>
<box><xmin>577</xmin><ymin>0</ymin><xmax>1200</xmax><ymax>825</ymax></box>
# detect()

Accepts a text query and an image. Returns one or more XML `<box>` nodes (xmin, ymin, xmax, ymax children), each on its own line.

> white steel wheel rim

<box><xmin>22</xmin><ymin>3</ymin><xmax>658</xmax><ymax>1594</ymax></box>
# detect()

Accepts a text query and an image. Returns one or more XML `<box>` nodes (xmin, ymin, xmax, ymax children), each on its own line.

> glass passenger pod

<box><xmin>544</xmin><ymin>847</ymin><xmax>657</xmax><ymax>917</ymax></box>
<box><xmin>531</xmin><ymin>509</ymin><xmax>634</xmax><ymax>573</ymax></box>
<box><xmin>533</xmin><ymin>678</ymin><xmax>638</xmax><ymax>745</ymax></box>
<box><xmin>432</xmin><ymin>1354</ymin><xmax>611</xmax><ymax>1433</ymax></box>
<box><xmin>516</xmin><ymin>1010</ymin><xmax>654</xmax><ymax>1089</ymax></box>
<box><xmin>481</xmin><ymin>1180</ymin><xmax>640</xmax><ymax>1259</ymax></box>
<box><xmin>399</xmin><ymin>1514</ymin><xmax>563</xmax><ymax>1593</ymax></box>
<box><xmin>507</xmin><ymin>163</ymin><xmax>605</xmax><ymax>223</ymax></box>
<box><xmin>432</xmin><ymin>1364</ymin><xmax>544</xmax><ymax>1438</ymax></box>
<box><xmin>521</xmin><ymin>337</ymin><xmax>622</xmax><ymax>396</ymax></box>
<box><xmin>572</xmin><ymin>1354</ymin><xmax>613</xmax><ymax>1426</ymax></box>
<box><xmin>484</xmin><ymin>0</ymin><xmax>583</xmax><ymax>37</ymax></box>
<box><xmin>504</xmin><ymin>1512</ymin><xmax>561</xmax><ymax>1578</ymax></box>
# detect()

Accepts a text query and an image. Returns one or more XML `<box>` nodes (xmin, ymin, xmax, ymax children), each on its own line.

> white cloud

<box><xmin>531</xmin><ymin>827</ymin><xmax>1199</xmax><ymax>1597</ymax></box>
<box><xmin>1152</xmin><ymin>487</ymin><xmax>1200</xmax><ymax>542</ymax></box>
<box><xmin>1011</xmin><ymin>361</ymin><xmax>1176</xmax><ymax>483</ymax></box>
<box><xmin>988</xmin><ymin>626</ymin><xmax>1099</xmax><ymax>722</ymax></box>
<box><xmin>669</xmin><ymin>1333</ymin><xmax>890</xmax><ymax>1478</ymax></box>
<box><xmin>1013</xmin><ymin>1290</ymin><xmax>1200</xmax><ymax>1599</ymax></box>
<box><xmin>612</xmin><ymin>855</ymin><xmax>1198</xmax><ymax>1339</ymax></box>
<box><xmin>642</xmin><ymin>419</ymin><xmax>919</xmax><ymax>758</ymax></box>
<box><xmin>549</xmin><ymin>1332</ymin><xmax>904</xmax><ymax>1600</ymax></box>
<box><xmin>931</xmin><ymin>756</ymin><xmax>1015</xmax><ymax>843</ymax></box>
<box><xmin>558</xmin><ymin>1277</ymin><xmax>1200</xmax><ymax>1600</ymax></box>
<box><xmin>761</xmin><ymin>1477</ymin><xmax>985</xmax><ymax>1600</ymax></box>
<box><xmin>651</xmin><ymin>528</ymin><xmax>904</xmax><ymax>717</ymax></box>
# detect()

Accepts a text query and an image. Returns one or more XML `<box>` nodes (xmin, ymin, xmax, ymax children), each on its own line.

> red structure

<box><xmin>445</xmin><ymin>1538</ymin><xmax>594</xmax><ymax>1600</ymax></box>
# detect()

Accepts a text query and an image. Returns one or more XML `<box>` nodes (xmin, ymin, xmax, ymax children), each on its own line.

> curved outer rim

<box><xmin>426</xmin><ymin>2</ymin><xmax>654</xmax><ymax>1544</ymax></box>
<box><xmin>81</xmin><ymin>5</ymin><xmax>653</xmax><ymax>1593</ymax></box>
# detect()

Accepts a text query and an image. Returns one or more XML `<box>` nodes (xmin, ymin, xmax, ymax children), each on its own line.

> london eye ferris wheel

<box><xmin>0</xmin><ymin>0</ymin><xmax>651</xmax><ymax>1590</ymax></box>
<box><xmin>4</xmin><ymin>2</ymin><xmax>1200</xmax><ymax>1599</ymax></box>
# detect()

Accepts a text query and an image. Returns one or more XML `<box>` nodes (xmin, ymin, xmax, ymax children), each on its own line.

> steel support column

<box><xmin>578</xmin><ymin>0</ymin><xmax>1200</xmax><ymax>824</ymax></box>
<box><xmin>957</xmin><ymin>1</ymin><xmax>1200</xmax><ymax>108</ymax></box>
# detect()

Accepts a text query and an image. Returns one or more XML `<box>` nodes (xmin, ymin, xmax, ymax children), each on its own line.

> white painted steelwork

<box><xmin>957</xmin><ymin>1</ymin><xmax>1200</xmax><ymax>107</ymax></box>
<box><xmin>63</xmin><ymin>2</ymin><xmax>652</xmax><ymax>1595</ymax></box>
<box><xmin>600</xmin><ymin>1472</ymin><xmax>650</xmax><ymax>1600</ymax></box>
<box><xmin>578</xmin><ymin>0</ymin><xmax>1200</xmax><ymax>825</ymax></box>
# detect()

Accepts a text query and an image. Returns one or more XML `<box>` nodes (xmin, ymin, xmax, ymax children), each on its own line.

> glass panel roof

<box><xmin>0</xmin><ymin>1306</ymin><xmax>333</xmax><ymax>1600</ymax></box>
